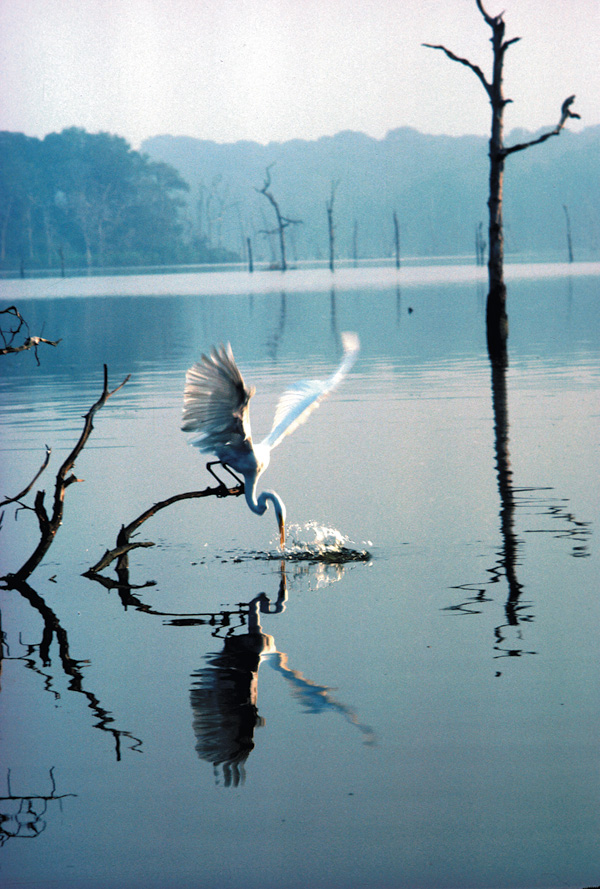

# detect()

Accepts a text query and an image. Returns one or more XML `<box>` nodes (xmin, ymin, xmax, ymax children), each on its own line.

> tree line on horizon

<box><xmin>1</xmin><ymin>120</ymin><xmax>597</xmax><ymax>275</ymax></box>
<box><xmin>0</xmin><ymin>127</ymin><xmax>239</xmax><ymax>273</ymax></box>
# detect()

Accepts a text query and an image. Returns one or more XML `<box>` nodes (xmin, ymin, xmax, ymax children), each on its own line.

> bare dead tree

<box><xmin>424</xmin><ymin>0</ymin><xmax>580</xmax><ymax>362</ymax></box>
<box><xmin>393</xmin><ymin>211</ymin><xmax>401</xmax><ymax>270</ymax></box>
<box><xmin>0</xmin><ymin>306</ymin><xmax>61</xmax><ymax>365</ymax></box>
<box><xmin>2</xmin><ymin>366</ymin><xmax>130</xmax><ymax>585</ymax></box>
<box><xmin>255</xmin><ymin>164</ymin><xmax>302</xmax><ymax>271</ymax></box>
<box><xmin>246</xmin><ymin>236</ymin><xmax>254</xmax><ymax>272</ymax></box>
<box><xmin>326</xmin><ymin>180</ymin><xmax>340</xmax><ymax>272</ymax></box>
<box><xmin>352</xmin><ymin>219</ymin><xmax>359</xmax><ymax>267</ymax></box>
<box><xmin>563</xmin><ymin>204</ymin><xmax>574</xmax><ymax>263</ymax></box>
<box><xmin>0</xmin><ymin>768</ymin><xmax>76</xmax><ymax>844</ymax></box>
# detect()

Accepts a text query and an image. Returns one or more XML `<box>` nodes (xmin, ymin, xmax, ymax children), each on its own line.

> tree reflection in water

<box><xmin>2</xmin><ymin>579</ymin><xmax>143</xmax><ymax>759</ymax></box>
<box><xmin>0</xmin><ymin>767</ymin><xmax>75</xmax><ymax>846</ymax></box>
<box><xmin>446</xmin><ymin>339</ymin><xmax>591</xmax><ymax>659</ymax></box>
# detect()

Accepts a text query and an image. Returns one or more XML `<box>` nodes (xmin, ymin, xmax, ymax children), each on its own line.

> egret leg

<box><xmin>206</xmin><ymin>461</ymin><xmax>243</xmax><ymax>489</ymax></box>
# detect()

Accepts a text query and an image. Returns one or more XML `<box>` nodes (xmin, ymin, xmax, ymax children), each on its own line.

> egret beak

<box><xmin>279</xmin><ymin>516</ymin><xmax>286</xmax><ymax>549</ymax></box>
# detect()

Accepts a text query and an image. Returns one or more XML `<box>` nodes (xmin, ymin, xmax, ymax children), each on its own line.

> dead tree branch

<box><xmin>502</xmin><ymin>96</ymin><xmax>581</xmax><ymax>157</ymax></box>
<box><xmin>8</xmin><ymin>579</ymin><xmax>142</xmax><ymax>759</ymax></box>
<box><xmin>0</xmin><ymin>446</ymin><xmax>52</xmax><ymax>508</ymax></box>
<box><xmin>326</xmin><ymin>180</ymin><xmax>340</xmax><ymax>273</ymax></box>
<box><xmin>422</xmin><ymin>43</ymin><xmax>491</xmax><ymax>96</ymax></box>
<box><xmin>2</xmin><ymin>365</ymin><xmax>130</xmax><ymax>585</ymax></box>
<box><xmin>85</xmin><ymin>482</ymin><xmax>243</xmax><ymax>575</ymax></box>
<box><xmin>0</xmin><ymin>306</ymin><xmax>61</xmax><ymax>365</ymax></box>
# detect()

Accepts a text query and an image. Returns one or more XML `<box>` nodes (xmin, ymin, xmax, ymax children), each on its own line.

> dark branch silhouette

<box><xmin>0</xmin><ymin>445</ymin><xmax>51</xmax><ymax>509</ymax></box>
<box><xmin>326</xmin><ymin>179</ymin><xmax>340</xmax><ymax>272</ymax></box>
<box><xmin>0</xmin><ymin>768</ymin><xmax>76</xmax><ymax>845</ymax></box>
<box><xmin>2</xmin><ymin>365</ymin><xmax>130</xmax><ymax>585</ymax></box>
<box><xmin>85</xmin><ymin>481</ymin><xmax>243</xmax><ymax>576</ymax></box>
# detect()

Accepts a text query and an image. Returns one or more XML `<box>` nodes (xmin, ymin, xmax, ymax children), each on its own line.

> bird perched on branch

<box><xmin>561</xmin><ymin>95</ymin><xmax>581</xmax><ymax>120</ymax></box>
<box><xmin>182</xmin><ymin>332</ymin><xmax>360</xmax><ymax>547</ymax></box>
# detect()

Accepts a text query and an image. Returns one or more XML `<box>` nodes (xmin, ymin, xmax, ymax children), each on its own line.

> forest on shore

<box><xmin>0</xmin><ymin>127</ymin><xmax>237</xmax><ymax>273</ymax></box>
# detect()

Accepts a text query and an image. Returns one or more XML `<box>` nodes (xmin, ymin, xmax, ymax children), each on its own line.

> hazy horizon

<box><xmin>1</xmin><ymin>0</ymin><xmax>597</xmax><ymax>151</ymax></box>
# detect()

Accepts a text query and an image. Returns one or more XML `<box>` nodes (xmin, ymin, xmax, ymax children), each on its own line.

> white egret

<box><xmin>182</xmin><ymin>332</ymin><xmax>360</xmax><ymax>546</ymax></box>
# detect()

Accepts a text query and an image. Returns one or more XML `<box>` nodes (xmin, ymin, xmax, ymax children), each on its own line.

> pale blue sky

<box><xmin>1</xmin><ymin>0</ymin><xmax>598</xmax><ymax>148</ymax></box>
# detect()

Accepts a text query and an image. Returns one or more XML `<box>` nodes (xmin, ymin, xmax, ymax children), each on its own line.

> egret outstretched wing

<box><xmin>182</xmin><ymin>344</ymin><xmax>255</xmax><ymax>456</ymax></box>
<box><xmin>263</xmin><ymin>331</ymin><xmax>360</xmax><ymax>451</ymax></box>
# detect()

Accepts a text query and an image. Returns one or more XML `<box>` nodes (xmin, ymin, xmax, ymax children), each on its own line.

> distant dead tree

<box><xmin>424</xmin><ymin>0</ymin><xmax>580</xmax><ymax>362</ymax></box>
<box><xmin>562</xmin><ymin>204</ymin><xmax>574</xmax><ymax>263</ymax></box>
<box><xmin>393</xmin><ymin>211</ymin><xmax>401</xmax><ymax>269</ymax></box>
<box><xmin>351</xmin><ymin>220</ymin><xmax>359</xmax><ymax>267</ymax></box>
<box><xmin>255</xmin><ymin>164</ymin><xmax>302</xmax><ymax>271</ymax></box>
<box><xmin>0</xmin><ymin>768</ymin><xmax>76</xmax><ymax>844</ymax></box>
<box><xmin>326</xmin><ymin>180</ymin><xmax>340</xmax><ymax>272</ymax></box>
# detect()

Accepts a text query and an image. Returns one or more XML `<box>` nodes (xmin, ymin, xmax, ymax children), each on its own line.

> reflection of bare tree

<box><xmin>264</xmin><ymin>292</ymin><xmax>287</xmax><ymax>361</ymax></box>
<box><xmin>0</xmin><ymin>768</ymin><xmax>75</xmax><ymax>845</ymax></box>
<box><xmin>489</xmin><ymin>356</ymin><xmax>524</xmax><ymax>631</ymax></box>
<box><xmin>3</xmin><ymin>579</ymin><xmax>142</xmax><ymax>759</ymax></box>
<box><xmin>190</xmin><ymin>568</ymin><xmax>375</xmax><ymax>787</ymax></box>
<box><xmin>447</xmin><ymin>342</ymin><xmax>591</xmax><ymax>660</ymax></box>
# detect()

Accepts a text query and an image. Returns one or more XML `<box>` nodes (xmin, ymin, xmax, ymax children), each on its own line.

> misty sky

<box><xmin>1</xmin><ymin>0</ymin><xmax>598</xmax><ymax>149</ymax></box>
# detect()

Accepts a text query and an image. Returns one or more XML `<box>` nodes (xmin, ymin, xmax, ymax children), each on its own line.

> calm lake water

<box><xmin>1</xmin><ymin>264</ymin><xmax>599</xmax><ymax>889</ymax></box>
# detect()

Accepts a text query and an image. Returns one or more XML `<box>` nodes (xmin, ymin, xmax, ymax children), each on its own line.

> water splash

<box><xmin>282</xmin><ymin>521</ymin><xmax>371</xmax><ymax>564</ymax></box>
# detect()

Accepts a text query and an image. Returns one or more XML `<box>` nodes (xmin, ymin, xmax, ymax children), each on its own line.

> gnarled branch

<box><xmin>0</xmin><ymin>446</ymin><xmax>51</xmax><ymax>508</ymax></box>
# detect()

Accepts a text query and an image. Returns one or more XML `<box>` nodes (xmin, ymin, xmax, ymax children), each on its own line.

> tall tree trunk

<box><xmin>424</xmin><ymin>0</ymin><xmax>579</xmax><ymax>365</ymax></box>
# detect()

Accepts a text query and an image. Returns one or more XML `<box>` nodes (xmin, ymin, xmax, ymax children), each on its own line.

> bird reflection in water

<box><xmin>190</xmin><ymin>565</ymin><xmax>375</xmax><ymax>787</ymax></box>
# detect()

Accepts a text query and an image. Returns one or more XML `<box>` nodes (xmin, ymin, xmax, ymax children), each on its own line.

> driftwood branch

<box><xmin>85</xmin><ymin>482</ymin><xmax>243</xmax><ymax>575</ymax></box>
<box><xmin>502</xmin><ymin>96</ymin><xmax>580</xmax><ymax>157</ymax></box>
<box><xmin>2</xmin><ymin>365</ymin><xmax>130</xmax><ymax>585</ymax></box>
